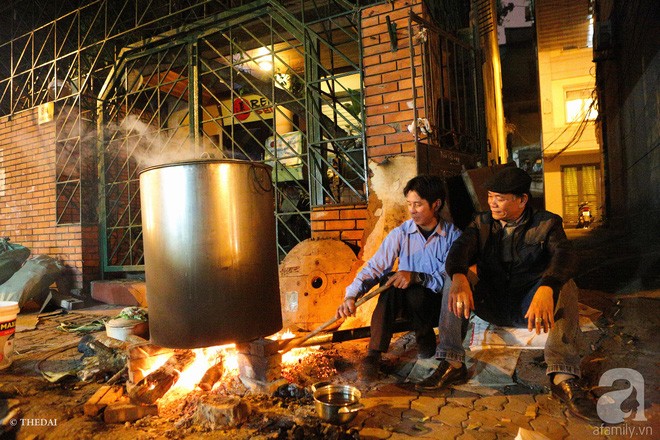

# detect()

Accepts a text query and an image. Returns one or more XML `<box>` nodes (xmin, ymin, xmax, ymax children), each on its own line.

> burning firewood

<box><xmin>197</xmin><ymin>359</ymin><xmax>224</xmax><ymax>391</ymax></box>
<box><xmin>128</xmin><ymin>349</ymin><xmax>195</xmax><ymax>405</ymax></box>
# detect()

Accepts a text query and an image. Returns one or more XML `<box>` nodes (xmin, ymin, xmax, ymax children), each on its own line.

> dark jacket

<box><xmin>445</xmin><ymin>207</ymin><xmax>576</xmax><ymax>301</ymax></box>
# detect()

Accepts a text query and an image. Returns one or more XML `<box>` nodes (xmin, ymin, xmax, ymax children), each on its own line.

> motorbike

<box><xmin>576</xmin><ymin>202</ymin><xmax>593</xmax><ymax>228</ymax></box>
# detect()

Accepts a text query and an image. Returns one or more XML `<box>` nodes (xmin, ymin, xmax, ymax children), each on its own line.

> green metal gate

<box><xmin>97</xmin><ymin>0</ymin><xmax>366</xmax><ymax>272</ymax></box>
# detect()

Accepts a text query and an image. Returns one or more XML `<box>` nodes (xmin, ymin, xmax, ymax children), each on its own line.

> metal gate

<box><xmin>97</xmin><ymin>0</ymin><xmax>366</xmax><ymax>272</ymax></box>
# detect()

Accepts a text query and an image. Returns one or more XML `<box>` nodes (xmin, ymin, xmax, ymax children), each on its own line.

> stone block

<box><xmin>237</xmin><ymin>351</ymin><xmax>282</xmax><ymax>383</ymax></box>
<box><xmin>91</xmin><ymin>280</ymin><xmax>147</xmax><ymax>306</ymax></box>
<box><xmin>194</xmin><ymin>396</ymin><xmax>250</xmax><ymax>429</ymax></box>
<box><xmin>235</xmin><ymin>338</ymin><xmax>281</xmax><ymax>357</ymax></box>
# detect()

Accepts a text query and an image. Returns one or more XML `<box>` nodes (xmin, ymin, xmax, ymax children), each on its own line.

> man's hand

<box><xmin>336</xmin><ymin>297</ymin><xmax>356</xmax><ymax>319</ymax></box>
<box><xmin>524</xmin><ymin>286</ymin><xmax>555</xmax><ymax>334</ymax></box>
<box><xmin>449</xmin><ymin>273</ymin><xmax>474</xmax><ymax>319</ymax></box>
<box><xmin>384</xmin><ymin>271</ymin><xmax>415</xmax><ymax>289</ymax></box>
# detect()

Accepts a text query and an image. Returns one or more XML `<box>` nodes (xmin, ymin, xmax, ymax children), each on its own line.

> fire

<box><xmin>268</xmin><ymin>329</ymin><xmax>320</xmax><ymax>364</ymax></box>
<box><xmin>140</xmin><ymin>329</ymin><xmax>319</xmax><ymax>404</ymax></box>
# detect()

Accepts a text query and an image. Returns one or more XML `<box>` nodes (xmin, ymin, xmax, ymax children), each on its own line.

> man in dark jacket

<box><xmin>416</xmin><ymin>166</ymin><xmax>598</xmax><ymax>422</ymax></box>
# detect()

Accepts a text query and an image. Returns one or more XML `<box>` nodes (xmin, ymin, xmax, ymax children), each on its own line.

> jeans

<box><xmin>436</xmin><ymin>274</ymin><xmax>582</xmax><ymax>377</ymax></box>
<box><xmin>368</xmin><ymin>280</ymin><xmax>441</xmax><ymax>353</ymax></box>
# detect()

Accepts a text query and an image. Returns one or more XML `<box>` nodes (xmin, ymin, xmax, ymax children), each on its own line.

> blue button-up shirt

<box><xmin>345</xmin><ymin>219</ymin><xmax>461</xmax><ymax>298</ymax></box>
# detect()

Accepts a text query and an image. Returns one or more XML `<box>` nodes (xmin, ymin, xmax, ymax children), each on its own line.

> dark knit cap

<box><xmin>484</xmin><ymin>166</ymin><xmax>532</xmax><ymax>194</ymax></box>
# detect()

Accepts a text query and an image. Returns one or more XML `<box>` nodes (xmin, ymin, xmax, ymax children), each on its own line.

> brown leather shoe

<box><xmin>551</xmin><ymin>378</ymin><xmax>601</xmax><ymax>423</ymax></box>
<box><xmin>415</xmin><ymin>360</ymin><xmax>467</xmax><ymax>391</ymax></box>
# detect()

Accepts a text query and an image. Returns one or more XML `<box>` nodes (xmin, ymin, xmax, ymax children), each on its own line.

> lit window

<box><xmin>565</xmin><ymin>88</ymin><xmax>598</xmax><ymax>123</ymax></box>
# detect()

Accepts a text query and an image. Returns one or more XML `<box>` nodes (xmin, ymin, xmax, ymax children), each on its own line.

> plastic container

<box><xmin>0</xmin><ymin>301</ymin><xmax>19</xmax><ymax>370</ymax></box>
<box><xmin>105</xmin><ymin>318</ymin><xmax>148</xmax><ymax>341</ymax></box>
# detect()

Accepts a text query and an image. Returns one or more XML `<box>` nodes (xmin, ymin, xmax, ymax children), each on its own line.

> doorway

<box><xmin>561</xmin><ymin>164</ymin><xmax>600</xmax><ymax>225</ymax></box>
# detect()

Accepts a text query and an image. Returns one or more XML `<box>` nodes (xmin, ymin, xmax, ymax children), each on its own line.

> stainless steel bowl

<box><xmin>311</xmin><ymin>382</ymin><xmax>364</xmax><ymax>425</ymax></box>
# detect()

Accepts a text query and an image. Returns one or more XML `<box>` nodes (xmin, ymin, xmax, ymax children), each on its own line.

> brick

<box><xmin>91</xmin><ymin>280</ymin><xmax>147</xmax><ymax>306</ymax></box>
<box><xmin>366</xmin><ymin>125</ymin><xmax>398</xmax><ymax>136</ymax></box>
<box><xmin>341</xmin><ymin>230</ymin><xmax>364</xmax><ymax>241</ymax></box>
<box><xmin>368</xmin><ymin>144</ymin><xmax>403</xmax><ymax>158</ymax></box>
<box><xmin>311</xmin><ymin>221</ymin><xmax>325</xmax><ymax>231</ymax></box>
<box><xmin>103</xmin><ymin>402</ymin><xmax>158</xmax><ymax>424</ymax></box>
<box><xmin>340</xmin><ymin>208</ymin><xmax>367</xmax><ymax>219</ymax></box>
<box><xmin>325</xmin><ymin>219</ymin><xmax>357</xmax><ymax>230</ymax></box>
<box><xmin>312</xmin><ymin>231</ymin><xmax>341</xmax><ymax>240</ymax></box>
<box><xmin>310</xmin><ymin>209</ymin><xmax>340</xmax><ymax>220</ymax></box>
<box><xmin>366</xmin><ymin>61</ymin><xmax>398</xmax><ymax>76</ymax></box>
<box><xmin>235</xmin><ymin>338</ymin><xmax>280</xmax><ymax>357</ymax></box>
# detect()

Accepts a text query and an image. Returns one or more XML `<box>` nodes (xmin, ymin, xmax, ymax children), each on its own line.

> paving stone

<box><xmin>534</xmin><ymin>393</ymin><xmax>566</xmax><ymax>419</ymax></box>
<box><xmin>503</xmin><ymin>394</ymin><xmax>536</xmax><ymax>414</ymax></box>
<box><xmin>410</xmin><ymin>395</ymin><xmax>444</xmax><ymax>419</ymax></box>
<box><xmin>357</xmin><ymin>427</ymin><xmax>392</xmax><ymax>439</ymax></box>
<box><xmin>362</xmin><ymin>409</ymin><xmax>404</xmax><ymax>431</ymax></box>
<box><xmin>528</xmin><ymin>414</ymin><xmax>569</xmax><ymax>439</ymax></box>
<box><xmin>434</xmin><ymin>404</ymin><xmax>470</xmax><ymax>427</ymax></box>
<box><xmin>456</xmin><ymin>431</ymin><xmax>497</xmax><ymax>440</ymax></box>
<box><xmin>466</xmin><ymin>409</ymin><xmax>521</xmax><ymax>437</ymax></box>
<box><xmin>496</xmin><ymin>412</ymin><xmax>532</xmax><ymax>432</ymax></box>
<box><xmin>447</xmin><ymin>392</ymin><xmax>478</xmax><ymax>408</ymax></box>
<box><xmin>564</xmin><ymin>419</ymin><xmax>607</xmax><ymax>439</ymax></box>
<box><xmin>392</xmin><ymin>418</ymin><xmax>434</xmax><ymax>436</ymax></box>
<box><xmin>422</xmin><ymin>422</ymin><xmax>463</xmax><ymax>439</ymax></box>
<box><xmin>473</xmin><ymin>395</ymin><xmax>508</xmax><ymax>411</ymax></box>
<box><xmin>361</xmin><ymin>393</ymin><xmax>414</xmax><ymax>414</ymax></box>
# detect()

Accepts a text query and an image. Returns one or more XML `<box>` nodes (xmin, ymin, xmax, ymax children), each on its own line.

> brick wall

<box><xmin>310</xmin><ymin>204</ymin><xmax>368</xmax><ymax>248</ymax></box>
<box><xmin>0</xmin><ymin>107</ymin><xmax>97</xmax><ymax>292</ymax></box>
<box><xmin>362</xmin><ymin>0</ymin><xmax>424</xmax><ymax>163</ymax></box>
<box><xmin>309</xmin><ymin>0</ymin><xmax>425</xmax><ymax>248</ymax></box>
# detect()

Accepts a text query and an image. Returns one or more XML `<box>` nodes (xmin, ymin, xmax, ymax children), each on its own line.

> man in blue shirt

<box><xmin>336</xmin><ymin>175</ymin><xmax>461</xmax><ymax>380</ymax></box>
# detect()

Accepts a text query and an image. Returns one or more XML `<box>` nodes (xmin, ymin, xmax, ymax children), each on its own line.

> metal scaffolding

<box><xmin>0</xmin><ymin>0</ymin><xmax>374</xmax><ymax>272</ymax></box>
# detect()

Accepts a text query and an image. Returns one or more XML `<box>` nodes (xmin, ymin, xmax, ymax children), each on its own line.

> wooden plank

<box><xmin>83</xmin><ymin>385</ymin><xmax>125</xmax><ymax>417</ymax></box>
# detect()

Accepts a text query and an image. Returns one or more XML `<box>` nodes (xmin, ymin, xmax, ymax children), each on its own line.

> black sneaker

<box><xmin>415</xmin><ymin>359</ymin><xmax>467</xmax><ymax>391</ymax></box>
<box><xmin>551</xmin><ymin>378</ymin><xmax>600</xmax><ymax>423</ymax></box>
<box><xmin>359</xmin><ymin>352</ymin><xmax>381</xmax><ymax>381</ymax></box>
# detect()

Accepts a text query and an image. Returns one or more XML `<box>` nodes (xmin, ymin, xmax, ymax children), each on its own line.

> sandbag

<box><xmin>0</xmin><ymin>238</ymin><xmax>30</xmax><ymax>285</ymax></box>
<box><xmin>0</xmin><ymin>255</ymin><xmax>64</xmax><ymax>306</ymax></box>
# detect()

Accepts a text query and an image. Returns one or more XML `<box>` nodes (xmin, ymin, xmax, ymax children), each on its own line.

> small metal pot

<box><xmin>311</xmin><ymin>382</ymin><xmax>364</xmax><ymax>425</ymax></box>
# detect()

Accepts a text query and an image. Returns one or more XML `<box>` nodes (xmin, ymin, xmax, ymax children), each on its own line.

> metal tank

<box><xmin>139</xmin><ymin>159</ymin><xmax>282</xmax><ymax>348</ymax></box>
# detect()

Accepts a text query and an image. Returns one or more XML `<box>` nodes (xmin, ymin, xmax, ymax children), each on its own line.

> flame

<box><xmin>142</xmin><ymin>329</ymin><xmax>319</xmax><ymax>404</ymax></box>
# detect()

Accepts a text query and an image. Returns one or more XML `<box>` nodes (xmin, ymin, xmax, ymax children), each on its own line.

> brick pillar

<box><xmin>362</xmin><ymin>0</ymin><xmax>425</xmax><ymax>163</ymax></box>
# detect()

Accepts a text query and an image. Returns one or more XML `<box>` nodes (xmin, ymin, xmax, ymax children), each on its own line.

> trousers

<box><xmin>368</xmin><ymin>281</ymin><xmax>441</xmax><ymax>354</ymax></box>
<box><xmin>436</xmin><ymin>274</ymin><xmax>583</xmax><ymax>377</ymax></box>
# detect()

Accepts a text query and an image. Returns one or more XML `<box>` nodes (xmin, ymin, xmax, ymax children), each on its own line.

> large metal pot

<box><xmin>311</xmin><ymin>382</ymin><xmax>364</xmax><ymax>425</ymax></box>
<box><xmin>139</xmin><ymin>159</ymin><xmax>282</xmax><ymax>348</ymax></box>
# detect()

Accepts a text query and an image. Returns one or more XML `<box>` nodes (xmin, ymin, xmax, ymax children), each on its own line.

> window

<box><xmin>565</xmin><ymin>88</ymin><xmax>597</xmax><ymax>123</ymax></box>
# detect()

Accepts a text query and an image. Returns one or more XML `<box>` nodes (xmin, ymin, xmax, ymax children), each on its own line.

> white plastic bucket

<box><xmin>0</xmin><ymin>301</ymin><xmax>19</xmax><ymax>370</ymax></box>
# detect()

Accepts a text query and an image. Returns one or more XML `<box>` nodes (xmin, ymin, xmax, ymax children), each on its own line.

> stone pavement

<box><xmin>1</xmin><ymin>228</ymin><xmax>657</xmax><ymax>440</ymax></box>
<box><xmin>342</xmin><ymin>228</ymin><xmax>659</xmax><ymax>440</ymax></box>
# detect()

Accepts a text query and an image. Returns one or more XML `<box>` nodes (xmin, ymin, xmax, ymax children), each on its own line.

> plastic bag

<box><xmin>0</xmin><ymin>255</ymin><xmax>64</xmax><ymax>306</ymax></box>
<box><xmin>0</xmin><ymin>237</ymin><xmax>30</xmax><ymax>285</ymax></box>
